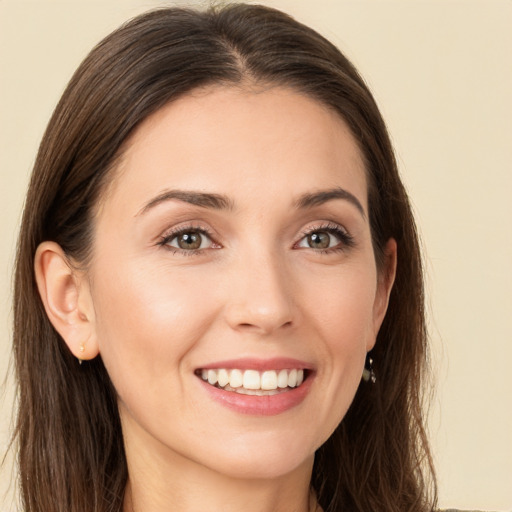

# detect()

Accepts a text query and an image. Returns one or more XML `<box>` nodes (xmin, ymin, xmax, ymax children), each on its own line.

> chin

<box><xmin>191</xmin><ymin>434</ymin><xmax>318</xmax><ymax>481</ymax></box>
<box><xmin>211</xmin><ymin>452</ymin><xmax>314</xmax><ymax>482</ymax></box>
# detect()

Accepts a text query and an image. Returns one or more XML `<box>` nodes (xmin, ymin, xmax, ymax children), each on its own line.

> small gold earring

<box><xmin>78</xmin><ymin>343</ymin><xmax>85</xmax><ymax>365</ymax></box>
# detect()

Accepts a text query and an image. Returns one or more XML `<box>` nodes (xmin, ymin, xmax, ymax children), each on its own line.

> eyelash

<box><xmin>157</xmin><ymin>221</ymin><xmax>354</xmax><ymax>256</ymax></box>
<box><xmin>296</xmin><ymin>222</ymin><xmax>355</xmax><ymax>254</ymax></box>
<box><xmin>157</xmin><ymin>225</ymin><xmax>219</xmax><ymax>256</ymax></box>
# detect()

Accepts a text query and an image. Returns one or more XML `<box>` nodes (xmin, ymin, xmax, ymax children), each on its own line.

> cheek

<box><xmin>89</xmin><ymin>256</ymin><xmax>218</xmax><ymax>395</ymax></box>
<box><xmin>302</xmin><ymin>262</ymin><xmax>378</xmax><ymax>409</ymax></box>
<box><xmin>305</xmin><ymin>260</ymin><xmax>378</xmax><ymax>345</ymax></box>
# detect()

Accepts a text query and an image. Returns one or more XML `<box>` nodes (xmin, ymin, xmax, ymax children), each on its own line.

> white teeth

<box><xmin>217</xmin><ymin>368</ymin><xmax>229</xmax><ymax>388</ymax></box>
<box><xmin>261</xmin><ymin>370</ymin><xmax>278</xmax><ymax>390</ymax></box>
<box><xmin>243</xmin><ymin>370</ymin><xmax>260</xmax><ymax>390</ymax></box>
<box><xmin>199</xmin><ymin>368</ymin><xmax>307</xmax><ymax>392</ymax></box>
<box><xmin>207</xmin><ymin>369</ymin><xmax>217</xmax><ymax>385</ymax></box>
<box><xmin>230</xmin><ymin>369</ymin><xmax>243</xmax><ymax>388</ymax></box>
<box><xmin>277</xmin><ymin>369</ymin><xmax>288</xmax><ymax>388</ymax></box>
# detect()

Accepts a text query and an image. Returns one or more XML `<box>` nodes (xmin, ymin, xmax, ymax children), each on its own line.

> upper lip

<box><xmin>197</xmin><ymin>357</ymin><xmax>314</xmax><ymax>372</ymax></box>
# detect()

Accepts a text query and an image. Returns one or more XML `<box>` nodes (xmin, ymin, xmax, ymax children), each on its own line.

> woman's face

<box><xmin>86</xmin><ymin>86</ymin><xmax>394</xmax><ymax>480</ymax></box>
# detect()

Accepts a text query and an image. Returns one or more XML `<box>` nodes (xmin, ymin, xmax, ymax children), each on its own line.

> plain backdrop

<box><xmin>1</xmin><ymin>1</ymin><xmax>511</xmax><ymax>510</ymax></box>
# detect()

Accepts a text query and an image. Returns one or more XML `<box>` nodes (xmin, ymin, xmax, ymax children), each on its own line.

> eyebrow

<box><xmin>294</xmin><ymin>187</ymin><xmax>366</xmax><ymax>218</ymax></box>
<box><xmin>137</xmin><ymin>186</ymin><xmax>365</xmax><ymax>218</ymax></box>
<box><xmin>137</xmin><ymin>189</ymin><xmax>234</xmax><ymax>216</ymax></box>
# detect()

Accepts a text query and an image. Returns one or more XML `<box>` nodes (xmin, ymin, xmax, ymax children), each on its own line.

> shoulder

<box><xmin>441</xmin><ymin>509</ymin><xmax>494</xmax><ymax>512</ymax></box>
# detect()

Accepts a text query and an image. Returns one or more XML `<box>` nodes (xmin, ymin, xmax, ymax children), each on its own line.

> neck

<box><xmin>123</xmin><ymin>460</ymin><xmax>318</xmax><ymax>512</ymax></box>
<box><xmin>124</xmin><ymin>475</ymin><xmax>319</xmax><ymax>512</ymax></box>
<box><xmin>121</xmin><ymin>424</ymin><xmax>318</xmax><ymax>512</ymax></box>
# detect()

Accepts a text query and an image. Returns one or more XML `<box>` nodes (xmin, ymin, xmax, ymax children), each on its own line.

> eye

<box><xmin>306</xmin><ymin>231</ymin><xmax>333</xmax><ymax>249</ymax></box>
<box><xmin>296</xmin><ymin>224</ymin><xmax>354</xmax><ymax>252</ymax></box>
<box><xmin>171</xmin><ymin>231</ymin><xmax>208</xmax><ymax>250</ymax></box>
<box><xmin>159</xmin><ymin>227</ymin><xmax>216</xmax><ymax>252</ymax></box>
<box><xmin>298</xmin><ymin>231</ymin><xmax>338</xmax><ymax>250</ymax></box>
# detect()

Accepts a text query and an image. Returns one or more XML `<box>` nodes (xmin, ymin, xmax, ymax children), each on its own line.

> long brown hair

<box><xmin>12</xmin><ymin>4</ymin><xmax>436</xmax><ymax>511</ymax></box>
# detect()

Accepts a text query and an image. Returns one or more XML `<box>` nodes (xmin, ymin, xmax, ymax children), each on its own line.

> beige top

<box><xmin>443</xmin><ymin>510</ymin><xmax>492</xmax><ymax>512</ymax></box>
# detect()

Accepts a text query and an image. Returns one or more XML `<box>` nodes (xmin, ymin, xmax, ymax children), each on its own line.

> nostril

<box><xmin>236</xmin><ymin>319</ymin><xmax>293</xmax><ymax>333</ymax></box>
<box><xmin>225</xmin><ymin>296</ymin><xmax>295</xmax><ymax>335</ymax></box>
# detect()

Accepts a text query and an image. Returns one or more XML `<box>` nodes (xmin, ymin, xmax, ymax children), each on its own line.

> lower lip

<box><xmin>198</xmin><ymin>375</ymin><xmax>314</xmax><ymax>416</ymax></box>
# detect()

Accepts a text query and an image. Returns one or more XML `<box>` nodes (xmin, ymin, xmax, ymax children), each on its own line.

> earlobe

<box><xmin>370</xmin><ymin>238</ymin><xmax>397</xmax><ymax>342</ymax></box>
<box><xmin>34</xmin><ymin>241</ymin><xmax>99</xmax><ymax>362</ymax></box>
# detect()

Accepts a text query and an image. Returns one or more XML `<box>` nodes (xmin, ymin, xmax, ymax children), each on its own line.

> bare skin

<box><xmin>35</xmin><ymin>86</ymin><xmax>395</xmax><ymax>512</ymax></box>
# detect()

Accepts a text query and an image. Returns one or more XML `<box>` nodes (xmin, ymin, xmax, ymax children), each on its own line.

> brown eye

<box><xmin>307</xmin><ymin>232</ymin><xmax>331</xmax><ymax>249</ymax></box>
<box><xmin>177</xmin><ymin>232</ymin><xmax>202</xmax><ymax>250</ymax></box>
<box><xmin>165</xmin><ymin>229</ymin><xmax>212</xmax><ymax>251</ymax></box>
<box><xmin>296</xmin><ymin>225</ymin><xmax>353</xmax><ymax>252</ymax></box>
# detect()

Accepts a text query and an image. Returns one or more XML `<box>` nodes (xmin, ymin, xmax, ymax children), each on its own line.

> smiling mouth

<box><xmin>196</xmin><ymin>368</ymin><xmax>307</xmax><ymax>396</ymax></box>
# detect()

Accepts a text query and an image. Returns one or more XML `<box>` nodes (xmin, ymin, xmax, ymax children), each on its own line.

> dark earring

<box><xmin>362</xmin><ymin>354</ymin><xmax>376</xmax><ymax>383</ymax></box>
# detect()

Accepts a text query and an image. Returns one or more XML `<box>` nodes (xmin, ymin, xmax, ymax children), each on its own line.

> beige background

<box><xmin>1</xmin><ymin>1</ymin><xmax>511</xmax><ymax>510</ymax></box>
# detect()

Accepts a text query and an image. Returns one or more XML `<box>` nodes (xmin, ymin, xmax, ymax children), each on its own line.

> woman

<box><xmin>12</xmin><ymin>3</ymin><xmax>435</xmax><ymax>512</ymax></box>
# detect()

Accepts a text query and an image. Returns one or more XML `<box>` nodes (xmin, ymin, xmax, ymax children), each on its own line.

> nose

<box><xmin>223</xmin><ymin>253</ymin><xmax>296</xmax><ymax>336</ymax></box>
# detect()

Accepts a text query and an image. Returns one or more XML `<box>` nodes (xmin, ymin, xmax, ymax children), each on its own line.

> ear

<box><xmin>34</xmin><ymin>241</ymin><xmax>99</xmax><ymax>362</ymax></box>
<box><xmin>368</xmin><ymin>238</ymin><xmax>397</xmax><ymax>350</ymax></box>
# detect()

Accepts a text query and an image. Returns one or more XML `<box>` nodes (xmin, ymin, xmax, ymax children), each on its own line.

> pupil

<box><xmin>178</xmin><ymin>232</ymin><xmax>201</xmax><ymax>250</ymax></box>
<box><xmin>309</xmin><ymin>232</ymin><xmax>329</xmax><ymax>249</ymax></box>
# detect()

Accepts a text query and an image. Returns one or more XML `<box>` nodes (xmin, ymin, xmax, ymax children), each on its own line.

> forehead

<box><xmin>99</xmin><ymin>85</ymin><xmax>368</xmax><ymax>214</ymax></box>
